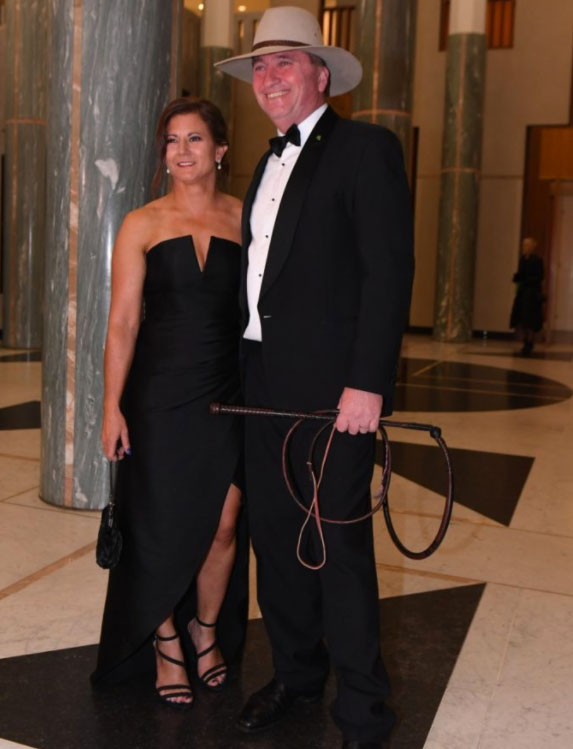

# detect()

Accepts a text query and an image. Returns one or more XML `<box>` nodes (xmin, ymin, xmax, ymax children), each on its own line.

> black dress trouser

<box><xmin>243</xmin><ymin>341</ymin><xmax>395</xmax><ymax>742</ymax></box>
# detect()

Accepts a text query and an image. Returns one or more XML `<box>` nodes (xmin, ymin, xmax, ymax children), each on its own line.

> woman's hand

<box><xmin>102</xmin><ymin>406</ymin><xmax>131</xmax><ymax>461</ymax></box>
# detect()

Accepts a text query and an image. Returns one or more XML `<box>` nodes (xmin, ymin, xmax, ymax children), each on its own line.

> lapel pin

<box><xmin>316</xmin><ymin>134</ymin><xmax>322</xmax><ymax>141</ymax></box>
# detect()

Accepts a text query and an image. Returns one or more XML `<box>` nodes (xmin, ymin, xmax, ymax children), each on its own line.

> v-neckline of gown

<box><xmin>146</xmin><ymin>234</ymin><xmax>219</xmax><ymax>274</ymax></box>
<box><xmin>189</xmin><ymin>234</ymin><xmax>212</xmax><ymax>274</ymax></box>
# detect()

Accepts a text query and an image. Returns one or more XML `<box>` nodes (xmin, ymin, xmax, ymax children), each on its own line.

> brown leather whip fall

<box><xmin>210</xmin><ymin>403</ymin><xmax>454</xmax><ymax>569</ymax></box>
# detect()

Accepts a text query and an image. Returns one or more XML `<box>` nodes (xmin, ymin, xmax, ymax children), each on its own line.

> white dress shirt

<box><xmin>243</xmin><ymin>104</ymin><xmax>328</xmax><ymax>341</ymax></box>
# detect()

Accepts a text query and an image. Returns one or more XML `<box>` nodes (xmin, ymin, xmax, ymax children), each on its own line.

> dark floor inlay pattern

<box><xmin>466</xmin><ymin>349</ymin><xmax>573</xmax><ymax>363</ymax></box>
<box><xmin>395</xmin><ymin>357</ymin><xmax>572</xmax><ymax>412</ymax></box>
<box><xmin>0</xmin><ymin>401</ymin><xmax>41</xmax><ymax>430</ymax></box>
<box><xmin>0</xmin><ymin>351</ymin><xmax>42</xmax><ymax>363</ymax></box>
<box><xmin>0</xmin><ymin>584</ymin><xmax>485</xmax><ymax>749</ymax></box>
<box><xmin>378</xmin><ymin>441</ymin><xmax>533</xmax><ymax>526</ymax></box>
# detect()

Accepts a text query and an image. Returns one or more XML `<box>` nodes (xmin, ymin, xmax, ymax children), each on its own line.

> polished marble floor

<box><xmin>0</xmin><ymin>334</ymin><xmax>572</xmax><ymax>748</ymax></box>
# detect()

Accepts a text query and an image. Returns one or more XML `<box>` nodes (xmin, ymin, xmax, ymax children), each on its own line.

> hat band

<box><xmin>251</xmin><ymin>39</ymin><xmax>313</xmax><ymax>52</ymax></box>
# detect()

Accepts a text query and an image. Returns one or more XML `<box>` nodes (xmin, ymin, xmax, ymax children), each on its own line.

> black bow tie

<box><xmin>269</xmin><ymin>124</ymin><xmax>301</xmax><ymax>157</ymax></box>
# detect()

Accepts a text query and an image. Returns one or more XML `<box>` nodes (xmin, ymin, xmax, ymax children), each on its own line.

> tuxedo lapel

<box><xmin>260</xmin><ymin>107</ymin><xmax>338</xmax><ymax>299</ymax></box>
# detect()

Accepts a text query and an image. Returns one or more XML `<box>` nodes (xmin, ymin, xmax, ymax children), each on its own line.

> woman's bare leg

<box><xmin>188</xmin><ymin>483</ymin><xmax>242</xmax><ymax>687</ymax></box>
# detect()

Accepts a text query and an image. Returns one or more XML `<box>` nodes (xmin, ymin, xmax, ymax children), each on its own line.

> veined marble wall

<box><xmin>0</xmin><ymin>22</ymin><xmax>6</xmax><ymax>330</ymax></box>
<box><xmin>3</xmin><ymin>0</ymin><xmax>47</xmax><ymax>349</ymax></box>
<box><xmin>434</xmin><ymin>28</ymin><xmax>487</xmax><ymax>342</ymax></box>
<box><xmin>41</xmin><ymin>0</ymin><xmax>179</xmax><ymax>508</ymax></box>
<box><xmin>352</xmin><ymin>0</ymin><xmax>418</xmax><ymax>175</ymax></box>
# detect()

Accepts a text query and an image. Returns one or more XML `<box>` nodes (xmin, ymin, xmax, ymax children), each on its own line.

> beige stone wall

<box><xmin>0</xmin><ymin>22</ymin><xmax>5</xmax><ymax>329</ymax></box>
<box><xmin>0</xmin><ymin>23</ymin><xmax>5</xmax><ymax>153</ymax></box>
<box><xmin>181</xmin><ymin>9</ymin><xmax>200</xmax><ymax>96</ymax></box>
<box><xmin>412</xmin><ymin>0</ymin><xmax>573</xmax><ymax>331</ymax></box>
<box><xmin>231</xmin><ymin>76</ymin><xmax>275</xmax><ymax>198</ymax></box>
<box><xmin>228</xmin><ymin>3</ymin><xmax>273</xmax><ymax>199</ymax></box>
<box><xmin>410</xmin><ymin>0</ymin><xmax>446</xmax><ymax>327</ymax></box>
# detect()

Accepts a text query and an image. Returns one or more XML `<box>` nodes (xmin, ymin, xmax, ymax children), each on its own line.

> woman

<box><xmin>510</xmin><ymin>236</ymin><xmax>545</xmax><ymax>355</ymax></box>
<box><xmin>92</xmin><ymin>98</ymin><xmax>246</xmax><ymax>708</ymax></box>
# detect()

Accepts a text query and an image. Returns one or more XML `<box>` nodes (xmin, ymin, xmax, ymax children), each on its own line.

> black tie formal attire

<box><xmin>241</xmin><ymin>107</ymin><xmax>414</xmax><ymax>743</ymax></box>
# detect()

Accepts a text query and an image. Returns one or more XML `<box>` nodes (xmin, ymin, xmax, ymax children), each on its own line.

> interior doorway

<box><xmin>522</xmin><ymin>124</ymin><xmax>573</xmax><ymax>342</ymax></box>
<box><xmin>547</xmin><ymin>181</ymin><xmax>573</xmax><ymax>342</ymax></box>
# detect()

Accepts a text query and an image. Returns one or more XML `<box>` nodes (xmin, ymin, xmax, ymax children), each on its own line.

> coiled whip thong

<box><xmin>210</xmin><ymin>403</ymin><xmax>454</xmax><ymax>569</ymax></box>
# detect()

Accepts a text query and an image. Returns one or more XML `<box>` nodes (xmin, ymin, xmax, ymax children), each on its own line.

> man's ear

<box><xmin>318</xmin><ymin>65</ymin><xmax>330</xmax><ymax>94</ymax></box>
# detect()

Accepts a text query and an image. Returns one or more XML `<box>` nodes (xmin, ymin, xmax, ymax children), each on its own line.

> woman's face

<box><xmin>164</xmin><ymin>112</ymin><xmax>227</xmax><ymax>185</ymax></box>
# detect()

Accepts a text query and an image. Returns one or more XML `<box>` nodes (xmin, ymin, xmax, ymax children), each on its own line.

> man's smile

<box><xmin>265</xmin><ymin>90</ymin><xmax>289</xmax><ymax>100</ymax></box>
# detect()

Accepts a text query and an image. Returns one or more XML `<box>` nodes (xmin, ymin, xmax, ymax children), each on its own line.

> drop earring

<box><xmin>166</xmin><ymin>167</ymin><xmax>170</xmax><ymax>174</ymax></box>
<box><xmin>216</xmin><ymin>160</ymin><xmax>222</xmax><ymax>171</ymax></box>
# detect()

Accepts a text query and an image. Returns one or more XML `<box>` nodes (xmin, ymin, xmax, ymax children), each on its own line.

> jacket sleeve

<box><xmin>346</xmin><ymin>127</ymin><xmax>414</xmax><ymax>400</ymax></box>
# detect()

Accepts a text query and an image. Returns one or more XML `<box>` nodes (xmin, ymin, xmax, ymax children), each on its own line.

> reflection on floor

<box><xmin>467</xmin><ymin>347</ymin><xmax>573</xmax><ymax>363</ymax></box>
<box><xmin>1</xmin><ymin>334</ymin><xmax>572</xmax><ymax>749</ymax></box>
<box><xmin>395</xmin><ymin>356</ymin><xmax>572</xmax><ymax>411</ymax></box>
<box><xmin>0</xmin><ymin>586</ymin><xmax>484</xmax><ymax>749</ymax></box>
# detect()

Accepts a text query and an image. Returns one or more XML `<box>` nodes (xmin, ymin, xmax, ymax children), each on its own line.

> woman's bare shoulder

<box><xmin>126</xmin><ymin>196</ymin><xmax>169</xmax><ymax>226</ymax></box>
<box><xmin>118</xmin><ymin>197</ymin><xmax>169</xmax><ymax>249</ymax></box>
<box><xmin>218</xmin><ymin>193</ymin><xmax>242</xmax><ymax>239</ymax></box>
<box><xmin>220</xmin><ymin>192</ymin><xmax>242</xmax><ymax>218</ymax></box>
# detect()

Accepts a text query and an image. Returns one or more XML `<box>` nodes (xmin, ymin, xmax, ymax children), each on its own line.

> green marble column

<box><xmin>352</xmin><ymin>0</ymin><xmax>417</xmax><ymax>174</ymax></box>
<box><xmin>199</xmin><ymin>0</ymin><xmax>233</xmax><ymax>123</ymax></box>
<box><xmin>41</xmin><ymin>0</ymin><xmax>178</xmax><ymax>509</ymax></box>
<box><xmin>3</xmin><ymin>0</ymin><xmax>47</xmax><ymax>349</ymax></box>
<box><xmin>433</xmin><ymin>9</ymin><xmax>487</xmax><ymax>342</ymax></box>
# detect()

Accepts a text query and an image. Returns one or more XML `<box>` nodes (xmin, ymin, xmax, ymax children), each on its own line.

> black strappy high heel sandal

<box><xmin>189</xmin><ymin>617</ymin><xmax>228</xmax><ymax>692</ymax></box>
<box><xmin>154</xmin><ymin>632</ymin><xmax>194</xmax><ymax>709</ymax></box>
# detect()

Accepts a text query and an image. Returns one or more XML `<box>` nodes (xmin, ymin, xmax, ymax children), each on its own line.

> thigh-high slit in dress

<box><xmin>92</xmin><ymin>235</ymin><xmax>247</xmax><ymax>685</ymax></box>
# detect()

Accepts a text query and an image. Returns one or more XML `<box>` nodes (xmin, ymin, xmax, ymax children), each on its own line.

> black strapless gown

<box><xmin>92</xmin><ymin>235</ymin><xmax>248</xmax><ymax>685</ymax></box>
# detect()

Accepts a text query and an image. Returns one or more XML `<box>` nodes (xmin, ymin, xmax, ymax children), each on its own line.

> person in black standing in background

<box><xmin>510</xmin><ymin>236</ymin><xmax>545</xmax><ymax>355</ymax></box>
<box><xmin>216</xmin><ymin>7</ymin><xmax>414</xmax><ymax>748</ymax></box>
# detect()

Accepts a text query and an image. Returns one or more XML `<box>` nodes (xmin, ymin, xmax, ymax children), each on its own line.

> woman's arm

<box><xmin>102</xmin><ymin>212</ymin><xmax>148</xmax><ymax>460</ymax></box>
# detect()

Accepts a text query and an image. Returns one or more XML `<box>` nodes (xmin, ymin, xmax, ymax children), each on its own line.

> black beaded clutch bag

<box><xmin>96</xmin><ymin>462</ymin><xmax>122</xmax><ymax>569</ymax></box>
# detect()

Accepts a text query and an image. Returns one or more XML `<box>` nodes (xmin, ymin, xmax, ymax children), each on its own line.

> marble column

<box><xmin>3</xmin><ymin>0</ymin><xmax>47</xmax><ymax>349</ymax></box>
<box><xmin>41</xmin><ymin>0</ymin><xmax>180</xmax><ymax>509</ymax></box>
<box><xmin>199</xmin><ymin>0</ymin><xmax>233</xmax><ymax>123</ymax></box>
<box><xmin>352</xmin><ymin>0</ymin><xmax>418</xmax><ymax>175</ymax></box>
<box><xmin>433</xmin><ymin>0</ymin><xmax>487</xmax><ymax>342</ymax></box>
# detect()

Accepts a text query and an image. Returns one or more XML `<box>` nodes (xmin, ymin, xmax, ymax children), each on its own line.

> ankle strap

<box><xmin>195</xmin><ymin>616</ymin><xmax>217</xmax><ymax>628</ymax></box>
<box><xmin>155</xmin><ymin>632</ymin><xmax>179</xmax><ymax>641</ymax></box>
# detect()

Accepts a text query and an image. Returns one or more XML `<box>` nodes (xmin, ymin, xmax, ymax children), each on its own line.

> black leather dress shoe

<box><xmin>342</xmin><ymin>741</ymin><xmax>385</xmax><ymax>748</ymax></box>
<box><xmin>237</xmin><ymin>679</ymin><xmax>322</xmax><ymax>733</ymax></box>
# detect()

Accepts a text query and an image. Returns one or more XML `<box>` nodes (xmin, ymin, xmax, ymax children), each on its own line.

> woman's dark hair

<box><xmin>151</xmin><ymin>97</ymin><xmax>229</xmax><ymax>197</ymax></box>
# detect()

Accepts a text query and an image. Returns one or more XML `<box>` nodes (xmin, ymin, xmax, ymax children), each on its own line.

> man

<box><xmin>216</xmin><ymin>7</ymin><xmax>413</xmax><ymax>748</ymax></box>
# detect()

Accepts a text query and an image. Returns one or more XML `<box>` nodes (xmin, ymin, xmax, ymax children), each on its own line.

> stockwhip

<box><xmin>211</xmin><ymin>403</ymin><xmax>454</xmax><ymax>568</ymax></box>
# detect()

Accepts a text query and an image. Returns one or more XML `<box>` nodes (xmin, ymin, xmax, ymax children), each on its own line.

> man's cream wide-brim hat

<box><xmin>214</xmin><ymin>6</ymin><xmax>363</xmax><ymax>97</ymax></box>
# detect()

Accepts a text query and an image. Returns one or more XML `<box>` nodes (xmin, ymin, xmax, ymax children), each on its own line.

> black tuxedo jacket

<box><xmin>240</xmin><ymin>107</ymin><xmax>414</xmax><ymax>415</ymax></box>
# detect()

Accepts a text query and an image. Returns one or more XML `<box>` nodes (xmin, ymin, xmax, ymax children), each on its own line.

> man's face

<box><xmin>251</xmin><ymin>51</ymin><xmax>329</xmax><ymax>131</ymax></box>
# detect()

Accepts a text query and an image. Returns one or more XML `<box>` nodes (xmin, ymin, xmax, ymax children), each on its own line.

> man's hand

<box><xmin>335</xmin><ymin>387</ymin><xmax>383</xmax><ymax>435</ymax></box>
